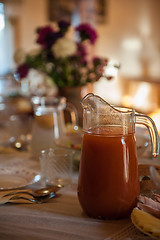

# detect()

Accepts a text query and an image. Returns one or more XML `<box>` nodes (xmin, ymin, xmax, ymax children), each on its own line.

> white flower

<box><xmin>14</xmin><ymin>48</ymin><xmax>26</xmax><ymax>65</ymax></box>
<box><xmin>28</xmin><ymin>69</ymin><xmax>44</xmax><ymax>87</ymax></box>
<box><xmin>52</xmin><ymin>37</ymin><xmax>77</xmax><ymax>58</ymax></box>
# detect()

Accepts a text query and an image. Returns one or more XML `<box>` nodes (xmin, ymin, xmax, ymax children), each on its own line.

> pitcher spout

<box><xmin>80</xmin><ymin>93</ymin><xmax>110</xmax><ymax>112</ymax></box>
<box><xmin>80</xmin><ymin>93</ymin><xmax>95</xmax><ymax>110</ymax></box>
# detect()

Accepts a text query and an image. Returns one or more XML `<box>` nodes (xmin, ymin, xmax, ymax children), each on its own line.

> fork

<box><xmin>2</xmin><ymin>185</ymin><xmax>61</xmax><ymax>199</ymax></box>
<box><xmin>7</xmin><ymin>192</ymin><xmax>55</xmax><ymax>204</ymax></box>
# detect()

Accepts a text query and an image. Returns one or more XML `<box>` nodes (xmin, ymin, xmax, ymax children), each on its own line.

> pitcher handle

<box><xmin>65</xmin><ymin>102</ymin><xmax>79</xmax><ymax>127</ymax></box>
<box><xmin>135</xmin><ymin>113</ymin><xmax>159</xmax><ymax>157</ymax></box>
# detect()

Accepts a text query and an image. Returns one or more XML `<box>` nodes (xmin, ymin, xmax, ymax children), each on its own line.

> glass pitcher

<box><xmin>78</xmin><ymin>93</ymin><xmax>159</xmax><ymax>219</ymax></box>
<box><xmin>31</xmin><ymin>96</ymin><xmax>78</xmax><ymax>159</ymax></box>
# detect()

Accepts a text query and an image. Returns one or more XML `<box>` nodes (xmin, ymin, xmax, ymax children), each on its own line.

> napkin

<box><xmin>138</xmin><ymin>193</ymin><xmax>160</xmax><ymax>218</ymax></box>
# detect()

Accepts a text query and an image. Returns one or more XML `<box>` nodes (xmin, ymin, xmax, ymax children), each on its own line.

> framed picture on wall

<box><xmin>48</xmin><ymin>0</ymin><xmax>76</xmax><ymax>22</ymax></box>
<box><xmin>97</xmin><ymin>0</ymin><xmax>106</xmax><ymax>23</ymax></box>
<box><xmin>48</xmin><ymin>0</ymin><xmax>107</xmax><ymax>24</ymax></box>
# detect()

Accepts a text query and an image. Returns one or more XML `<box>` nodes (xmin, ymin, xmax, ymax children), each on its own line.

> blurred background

<box><xmin>1</xmin><ymin>0</ymin><xmax>160</xmax><ymax>132</ymax></box>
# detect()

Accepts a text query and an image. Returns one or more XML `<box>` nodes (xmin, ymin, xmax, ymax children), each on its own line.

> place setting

<box><xmin>0</xmin><ymin>87</ymin><xmax>83</xmax><ymax>208</ymax></box>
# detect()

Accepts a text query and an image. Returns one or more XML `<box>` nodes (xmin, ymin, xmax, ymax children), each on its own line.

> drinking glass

<box><xmin>9</xmin><ymin>114</ymin><xmax>32</xmax><ymax>150</ymax></box>
<box><xmin>39</xmin><ymin>147</ymin><xmax>74</xmax><ymax>187</ymax></box>
<box><xmin>31</xmin><ymin>96</ymin><xmax>78</xmax><ymax>159</ymax></box>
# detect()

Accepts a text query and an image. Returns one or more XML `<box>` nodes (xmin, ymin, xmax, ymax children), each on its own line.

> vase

<box><xmin>58</xmin><ymin>83</ymin><xmax>93</xmax><ymax>127</ymax></box>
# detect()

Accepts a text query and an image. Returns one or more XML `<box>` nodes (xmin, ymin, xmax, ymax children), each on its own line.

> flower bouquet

<box><xmin>14</xmin><ymin>21</ymin><xmax>108</xmax><ymax>90</ymax></box>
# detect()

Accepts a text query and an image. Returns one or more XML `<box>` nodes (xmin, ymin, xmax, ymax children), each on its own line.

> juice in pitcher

<box><xmin>78</xmin><ymin>126</ymin><xmax>140</xmax><ymax>219</ymax></box>
<box><xmin>78</xmin><ymin>93</ymin><xmax>159</xmax><ymax>220</ymax></box>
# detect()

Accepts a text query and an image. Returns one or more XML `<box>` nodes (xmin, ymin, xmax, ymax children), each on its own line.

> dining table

<box><xmin>0</xmin><ymin>124</ymin><xmax>159</xmax><ymax>240</ymax></box>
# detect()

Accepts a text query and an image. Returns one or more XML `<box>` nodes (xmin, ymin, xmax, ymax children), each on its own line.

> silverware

<box><xmin>3</xmin><ymin>185</ymin><xmax>62</xmax><ymax>199</ymax></box>
<box><xmin>8</xmin><ymin>192</ymin><xmax>56</xmax><ymax>203</ymax></box>
<box><xmin>0</xmin><ymin>185</ymin><xmax>63</xmax><ymax>204</ymax></box>
<box><xmin>0</xmin><ymin>140</ymin><xmax>28</xmax><ymax>151</ymax></box>
<box><xmin>10</xmin><ymin>140</ymin><xmax>29</xmax><ymax>151</ymax></box>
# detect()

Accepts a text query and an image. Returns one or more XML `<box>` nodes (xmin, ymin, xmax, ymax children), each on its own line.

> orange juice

<box><xmin>35</xmin><ymin>114</ymin><xmax>54</xmax><ymax>129</ymax></box>
<box><xmin>78</xmin><ymin>126</ymin><xmax>140</xmax><ymax>219</ymax></box>
<box><xmin>31</xmin><ymin>113</ymin><xmax>55</xmax><ymax>159</ymax></box>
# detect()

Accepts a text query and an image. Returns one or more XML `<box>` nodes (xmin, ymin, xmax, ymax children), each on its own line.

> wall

<box><xmin>96</xmin><ymin>0</ymin><xmax>160</xmax><ymax>79</ymax></box>
<box><xmin>1</xmin><ymin>0</ymin><xmax>48</xmax><ymax>74</ymax></box>
<box><xmin>20</xmin><ymin>0</ymin><xmax>48</xmax><ymax>51</ymax></box>
<box><xmin>94</xmin><ymin>0</ymin><xmax>160</xmax><ymax>107</ymax></box>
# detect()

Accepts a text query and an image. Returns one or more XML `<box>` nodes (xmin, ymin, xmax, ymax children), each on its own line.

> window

<box><xmin>0</xmin><ymin>2</ymin><xmax>5</xmax><ymax>31</ymax></box>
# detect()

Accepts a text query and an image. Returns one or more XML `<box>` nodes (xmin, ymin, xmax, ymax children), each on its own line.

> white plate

<box><xmin>0</xmin><ymin>167</ymin><xmax>40</xmax><ymax>190</ymax></box>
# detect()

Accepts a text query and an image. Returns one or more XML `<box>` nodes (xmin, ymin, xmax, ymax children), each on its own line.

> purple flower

<box><xmin>70</xmin><ymin>43</ymin><xmax>87</xmax><ymax>64</ymax></box>
<box><xmin>77</xmin><ymin>43</ymin><xmax>87</xmax><ymax>59</ymax></box>
<box><xmin>58</xmin><ymin>20</ymin><xmax>70</xmax><ymax>35</ymax></box>
<box><xmin>46</xmin><ymin>32</ymin><xmax>62</xmax><ymax>49</ymax></box>
<box><xmin>17</xmin><ymin>63</ymin><xmax>29</xmax><ymax>79</ymax></box>
<box><xmin>93</xmin><ymin>57</ymin><xmax>102</xmax><ymax>65</ymax></box>
<box><xmin>36</xmin><ymin>26</ymin><xmax>53</xmax><ymax>46</ymax></box>
<box><xmin>36</xmin><ymin>26</ymin><xmax>61</xmax><ymax>49</ymax></box>
<box><xmin>76</xmin><ymin>23</ymin><xmax>98</xmax><ymax>44</ymax></box>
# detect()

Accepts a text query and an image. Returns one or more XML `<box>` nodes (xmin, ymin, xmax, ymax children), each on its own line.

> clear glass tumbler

<box><xmin>39</xmin><ymin>147</ymin><xmax>74</xmax><ymax>187</ymax></box>
<box><xmin>9</xmin><ymin>114</ymin><xmax>32</xmax><ymax>150</ymax></box>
